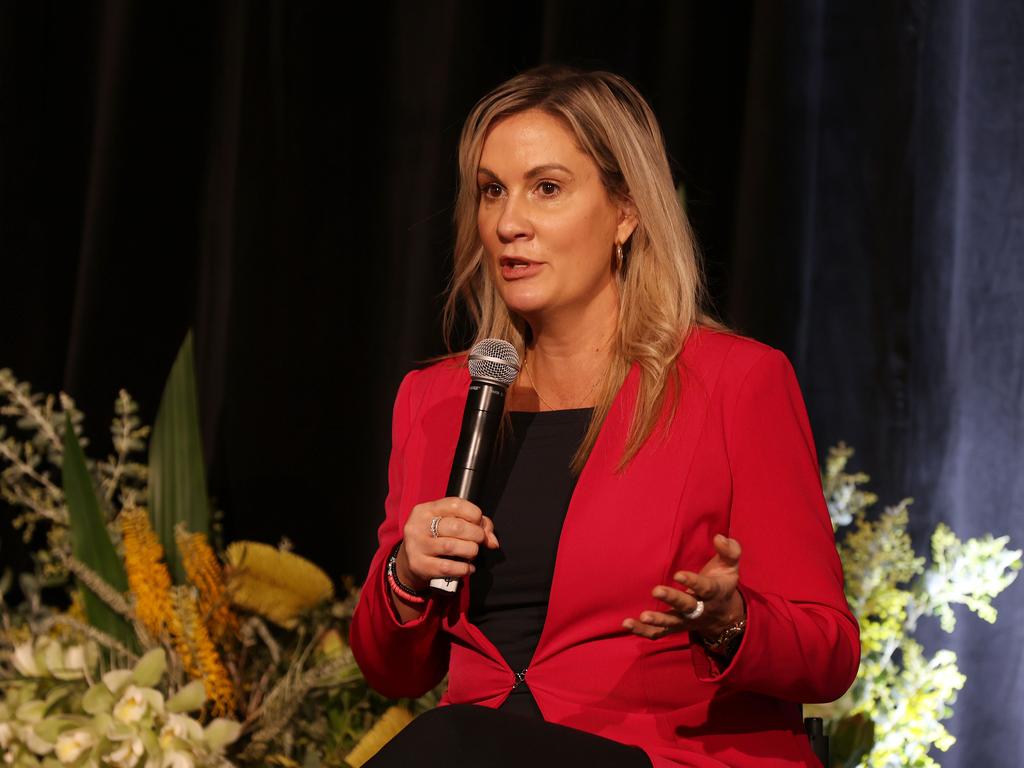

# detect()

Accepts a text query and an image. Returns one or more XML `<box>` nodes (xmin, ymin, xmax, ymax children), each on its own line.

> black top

<box><xmin>468</xmin><ymin>407</ymin><xmax>593</xmax><ymax>718</ymax></box>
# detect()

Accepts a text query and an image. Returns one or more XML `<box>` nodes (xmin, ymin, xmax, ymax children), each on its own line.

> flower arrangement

<box><xmin>811</xmin><ymin>443</ymin><xmax>1021</xmax><ymax>767</ymax></box>
<box><xmin>2</xmin><ymin>334</ymin><xmax>1019</xmax><ymax>767</ymax></box>
<box><xmin>1</xmin><ymin>642</ymin><xmax>238</xmax><ymax>767</ymax></box>
<box><xmin>1</xmin><ymin>334</ymin><xmax>439</xmax><ymax>767</ymax></box>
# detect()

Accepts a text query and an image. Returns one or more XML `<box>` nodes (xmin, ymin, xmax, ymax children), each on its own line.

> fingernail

<box><xmin>653</xmin><ymin>588</ymin><xmax>666</xmax><ymax>598</ymax></box>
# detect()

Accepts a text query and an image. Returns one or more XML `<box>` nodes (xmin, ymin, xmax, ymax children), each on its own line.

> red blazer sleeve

<box><xmin>690</xmin><ymin>348</ymin><xmax>861</xmax><ymax>703</ymax></box>
<box><xmin>348</xmin><ymin>369</ymin><xmax>451</xmax><ymax>698</ymax></box>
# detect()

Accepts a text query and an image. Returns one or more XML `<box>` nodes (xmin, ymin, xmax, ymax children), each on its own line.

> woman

<box><xmin>349</xmin><ymin>65</ymin><xmax>860</xmax><ymax>767</ymax></box>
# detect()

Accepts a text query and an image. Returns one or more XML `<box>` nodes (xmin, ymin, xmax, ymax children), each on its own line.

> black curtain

<box><xmin>2</xmin><ymin>2</ymin><xmax>1021</xmax><ymax>763</ymax></box>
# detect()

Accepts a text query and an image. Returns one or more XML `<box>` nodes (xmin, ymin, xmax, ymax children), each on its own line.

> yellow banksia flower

<box><xmin>166</xmin><ymin>598</ymin><xmax>196</xmax><ymax>677</ymax></box>
<box><xmin>171</xmin><ymin>586</ymin><xmax>237</xmax><ymax>718</ymax></box>
<box><xmin>121</xmin><ymin>507</ymin><xmax>176</xmax><ymax>639</ymax></box>
<box><xmin>344</xmin><ymin>706</ymin><xmax>415</xmax><ymax>767</ymax></box>
<box><xmin>176</xmin><ymin>524</ymin><xmax>239</xmax><ymax>646</ymax></box>
<box><xmin>225</xmin><ymin>541</ymin><xmax>334</xmax><ymax>629</ymax></box>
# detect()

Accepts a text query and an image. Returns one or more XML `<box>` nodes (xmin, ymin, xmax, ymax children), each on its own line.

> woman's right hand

<box><xmin>395</xmin><ymin>497</ymin><xmax>501</xmax><ymax>590</ymax></box>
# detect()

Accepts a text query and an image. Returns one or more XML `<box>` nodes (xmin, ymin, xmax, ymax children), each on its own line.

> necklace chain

<box><xmin>522</xmin><ymin>355</ymin><xmax>603</xmax><ymax>411</ymax></box>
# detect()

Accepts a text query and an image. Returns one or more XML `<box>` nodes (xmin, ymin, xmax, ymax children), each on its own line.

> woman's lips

<box><xmin>500</xmin><ymin>257</ymin><xmax>542</xmax><ymax>280</ymax></box>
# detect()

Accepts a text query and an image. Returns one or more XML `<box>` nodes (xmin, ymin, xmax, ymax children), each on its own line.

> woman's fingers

<box><xmin>481</xmin><ymin>516</ymin><xmax>500</xmax><ymax>549</ymax></box>
<box><xmin>432</xmin><ymin>515</ymin><xmax>486</xmax><ymax>544</ymax></box>
<box><xmin>405</xmin><ymin>499</ymin><xmax>491</xmax><ymax>547</ymax></box>
<box><xmin>622</xmin><ymin>617</ymin><xmax>671</xmax><ymax>639</ymax></box>
<box><xmin>401</xmin><ymin>498</ymin><xmax>496</xmax><ymax>583</ymax></box>
<box><xmin>713</xmin><ymin>534</ymin><xmax>742</xmax><ymax>565</ymax></box>
<box><xmin>638</xmin><ymin>609</ymin><xmax>686</xmax><ymax>629</ymax></box>
<box><xmin>429</xmin><ymin>497</ymin><xmax>483</xmax><ymax>524</ymax></box>
<box><xmin>652</xmin><ymin>584</ymin><xmax>703</xmax><ymax>614</ymax></box>
<box><xmin>672</xmin><ymin>570</ymin><xmax>721</xmax><ymax>600</ymax></box>
<box><xmin>423</xmin><ymin>554</ymin><xmax>475</xmax><ymax>578</ymax></box>
<box><xmin>430</xmin><ymin>535</ymin><xmax>480</xmax><ymax>560</ymax></box>
<box><xmin>625</xmin><ymin>535</ymin><xmax>745</xmax><ymax>641</ymax></box>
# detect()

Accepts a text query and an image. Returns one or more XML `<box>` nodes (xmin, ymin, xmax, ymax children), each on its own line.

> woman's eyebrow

<box><xmin>477</xmin><ymin>163</ymin><xmax>575</xmax><ymax>181</ymax></box>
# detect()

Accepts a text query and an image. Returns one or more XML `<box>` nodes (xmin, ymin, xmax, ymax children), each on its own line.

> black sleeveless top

<box><xmin>468</xmin><ymin>407</ymin><xmax>593</xmax><ymax>718</ymax></box>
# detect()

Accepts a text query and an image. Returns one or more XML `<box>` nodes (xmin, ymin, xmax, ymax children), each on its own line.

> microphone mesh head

<box><xmin>468</xmin><ymin>339</ymin><xmax>520</xmax><ymax>386</ymax></box>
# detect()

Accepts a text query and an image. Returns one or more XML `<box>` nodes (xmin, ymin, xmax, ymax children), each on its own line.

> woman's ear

<box><xmin>616</xmin><ymin>200</ymin><xmax>639</xmax><ymax>245</ymax></box>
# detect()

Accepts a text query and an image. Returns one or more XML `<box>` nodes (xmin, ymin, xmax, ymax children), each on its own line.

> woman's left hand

<box><xmin>622</xmin><ymin>534</ymin><xmax>745</xmax><ymax>641</ymax></box>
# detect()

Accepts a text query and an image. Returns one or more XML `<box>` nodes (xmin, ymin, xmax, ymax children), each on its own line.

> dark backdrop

<box><xmin>2</xmin><ymin>1</ymin><xmax>1022</xmax><ymax>764</ymax></box>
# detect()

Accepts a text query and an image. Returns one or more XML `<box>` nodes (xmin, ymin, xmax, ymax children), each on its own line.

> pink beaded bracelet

<box><xmin>386</xmin><ymin>542</ymin><xmax>429</xmax><ymax>604</ymax></box>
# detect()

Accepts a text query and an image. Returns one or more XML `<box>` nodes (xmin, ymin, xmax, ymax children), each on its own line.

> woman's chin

<box><xmin>499</xmin><ymin>289</ymin><xmax>550</xmax><ymax>319</ymax></box>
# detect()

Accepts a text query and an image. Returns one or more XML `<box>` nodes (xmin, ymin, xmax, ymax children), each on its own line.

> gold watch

<box><xmin>698</xmin><ymin>617</ymin><xmax>746</xmax><ymax>658</ymax></box>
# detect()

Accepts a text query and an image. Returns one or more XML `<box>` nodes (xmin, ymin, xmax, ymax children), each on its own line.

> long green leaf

<box><xmin>150</xmin><ymin>330</ymin><xmax>210</xmax><ymax>583</ymax></box>
<box><xmin>61</xmin><ymin>414</ymin><xmax>135</xmax><ymax>649</ymax></box>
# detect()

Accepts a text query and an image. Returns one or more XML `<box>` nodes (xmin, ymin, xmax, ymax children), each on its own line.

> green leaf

<box><xmin>149</xmin><ymin>330</ymin><xmax>211</xmax><ymax>582</ymax></box>
<box><xmin>82</xmin><ymin>682</ymin><xmax>115</xmax><ymax>715</ymax></box>
<box><xmin>203</xmin><ymin>718</ymin><xmax>242</xmax><ymax>751</ymax></box>
<box><xmin>131</xmin><ymin>648</ymin><xmax>167</xmax><ymax>687</ymax></box>
<box><xmin>166</xmin><ymin>681</ymin><xmax>206</xmax><ymax>713</ymax></box>
<box><xmin>62</xmin><ymin>414</ymin><xmax>136</xmax><ymax>650</ymax></box>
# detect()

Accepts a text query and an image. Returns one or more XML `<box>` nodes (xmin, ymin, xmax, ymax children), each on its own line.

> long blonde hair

<box><xmin>443</xmin><ymin>65</ymin><xmax>732</xmax><ymax>473</ymax></box>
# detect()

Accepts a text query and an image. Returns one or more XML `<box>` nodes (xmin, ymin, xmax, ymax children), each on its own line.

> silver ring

<box><xmin>683</xmin><ymin>600</ymin><xmax>705</xmax><ymax>620</ymax></box>
<box><xmin>430</xmin><ymin>516</ymin><xmax>442</xmax><ymax>538</ymax></box>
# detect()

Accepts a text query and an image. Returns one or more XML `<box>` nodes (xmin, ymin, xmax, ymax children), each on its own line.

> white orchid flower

<box><xmin>158</xmin><ymin>714</ymin><xmax>203</xmax><ymax>751</ymax></box>
<box><xmin>11</xmin><ymin>643</ymin><xmax>41</xmax><ymax>677</ymax></box>
<box><xmin>103</xmin><ymin>736</ymin><xmax>145</xmax><ymax>768</ymax></box>
<box><xmin>56</xmin><ymin>645</ymin><xmax>91</xmax><ymax>680</ymax></box>
<box><xmin>18</xmin><ymin>723</ymin><xmax>54</xmax><ymax>755</ymax></box>
<box><xmin>113</xmin><ymin>686</ymin><xmax>163</xmax><ymax>725</ymax></box>
<box><xmin>55</xmin><ymin>729</ymin><xmax>96</xmax><ymax>764</ymax></box>
<box><xmin>160</xmin><ymin>750</ymin><xmax>195</xmax><ymax>768</ymax></box>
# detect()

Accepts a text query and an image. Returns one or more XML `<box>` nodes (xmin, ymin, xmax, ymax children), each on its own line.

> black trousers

<box><xmin>364</xmin><ymin>702</ymin><xmax>653</xmax><ymax>767</ymax></box>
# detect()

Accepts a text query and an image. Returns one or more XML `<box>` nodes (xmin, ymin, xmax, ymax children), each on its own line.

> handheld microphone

<box><xmin>430</xmin><ymin>338</ymin><xmax>520</xmax><ymax>592</ymax></box>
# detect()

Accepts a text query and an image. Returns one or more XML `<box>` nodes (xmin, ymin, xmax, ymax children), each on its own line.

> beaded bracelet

<box><xmin>386</xmin><ymin>542</ymin><xmax>430</xmax><ymax>604</ymax></box>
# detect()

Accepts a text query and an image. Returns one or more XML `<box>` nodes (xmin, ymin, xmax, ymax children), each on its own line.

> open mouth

<box><xmin>499</xmin><ymin>256</ymin><xmax>542</xmax><ymax>280</ymax></box>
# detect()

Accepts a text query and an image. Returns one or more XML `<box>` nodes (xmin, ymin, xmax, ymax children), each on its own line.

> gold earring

<box><xmin>615</xmin><ymin>242</ymin><xmax>624</xmax><ymax>271</ymax></box>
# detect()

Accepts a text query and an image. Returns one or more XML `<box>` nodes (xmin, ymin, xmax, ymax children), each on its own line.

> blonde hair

<box><xmin>443</xmin><ymin>65</ymin><xmax>733</xmax><ymax>473</ymax></box>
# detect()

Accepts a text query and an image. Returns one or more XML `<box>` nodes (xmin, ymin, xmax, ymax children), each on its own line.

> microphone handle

<box><xmin>430</xmin><ymin>380</ymin><xmax>505</xmax><ymax>592</ymax></box>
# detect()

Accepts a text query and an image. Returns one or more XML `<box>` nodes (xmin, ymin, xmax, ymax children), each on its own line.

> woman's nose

<box><xmin>496</xmin><ymin>192</ymin><xmax>533</xmax><ymax>243</ymax></box>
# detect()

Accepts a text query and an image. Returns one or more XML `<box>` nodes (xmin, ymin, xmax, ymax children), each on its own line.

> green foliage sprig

<box><xmin>811</xmin><ymin>443</ymin><xmax>1022</xmax><ymax>768</ymax></box>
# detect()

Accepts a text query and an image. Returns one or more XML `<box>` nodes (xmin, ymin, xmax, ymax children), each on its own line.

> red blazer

<box><xmin>350</xmin><ymin>326</ymin><xmax>860</xmax><ymax>767</ymax></box>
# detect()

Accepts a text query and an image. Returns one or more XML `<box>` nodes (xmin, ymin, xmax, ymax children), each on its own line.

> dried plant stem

<box><xmin>241</xmin><ymin>616</ymin><xmax>281</xmax><ymax>664</ymax></box>
<box><xmin>4</xmin><ymin>486</ymin><xmax>67</xmax><ymax>527</ymax></box>
<box><xmin>61</xmin><ymin>554</ymin><xmax>133</xmax><ymax>618</ymax></box>
<box><xmin>239</xmin><ymin>655</ymin><xmax>353</xmax><ymax>760</ymax></box>
<box><xmin>0</xmin><ymin>377</ymin><xmax>64</xmax><ymax>454</ymax></box>
<box><xmin>102</xmin><ymin>464</ymin><xmax>125</xmax><ymax>504</ymax></box>
<box><xmin>0</xmin><ymin>440</ymin><xmax>65</xmax><ymax>505</ymax></box>
<box><xmin>36</xmin><ymin>615</ymin><xmax>139</xmax><ymax>662</ymax></box>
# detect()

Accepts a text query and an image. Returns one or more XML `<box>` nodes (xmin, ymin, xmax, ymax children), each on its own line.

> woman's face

<box><xmin>476</xmin><ymin>109</ymin><xmax>636</xmax><ymax>326</ymax></box>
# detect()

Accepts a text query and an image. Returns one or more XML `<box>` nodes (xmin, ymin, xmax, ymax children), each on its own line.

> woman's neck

<box><xmin>516</xmin><ymin>305</ymin><xmax>618</xmax><ymax>411</ymax></box>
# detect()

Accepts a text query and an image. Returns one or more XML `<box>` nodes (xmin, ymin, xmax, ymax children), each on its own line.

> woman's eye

<box><xmin>479</xmin><ymin>183</ymin><xmax>503</xmax><ymax>199</ymax></box>
<box><xmin>538</xmin><ymin>181</ymin><xmax>560</xmax><ymax>196</ymax></box>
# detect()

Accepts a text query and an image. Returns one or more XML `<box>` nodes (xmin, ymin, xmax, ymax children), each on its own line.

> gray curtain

<box><xmin>731</xmin><ymin>3</ymin><xmax>1024</xmax><ymax>763</ymax></box>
